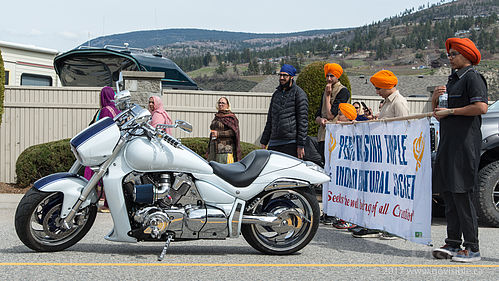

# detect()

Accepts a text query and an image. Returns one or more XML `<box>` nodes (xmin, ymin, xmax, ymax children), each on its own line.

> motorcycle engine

<box><xmin>125</xmin><ymin>172</ymin><xmax>198</xmax><ymax>207</ymax></box>
<box><xmin>133</xmin><ymin>207</ymin><xmax>170</xmax><ymax>239</ymax></box>
<box><xmin>123</xmin><ymin>172</ymin><xmax>204</xmax><ymax>240</ymax></box>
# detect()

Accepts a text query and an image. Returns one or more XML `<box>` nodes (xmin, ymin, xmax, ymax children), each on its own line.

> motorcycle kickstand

<box><xmin>158</xmin><ymin>233</ymin><xmax>174</xmax><ymax>261</ymax></box>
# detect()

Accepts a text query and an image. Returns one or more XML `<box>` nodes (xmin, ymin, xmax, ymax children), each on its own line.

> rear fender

<box><xmin>33</xmin><ymin>172</ymin><xmax>98</xmax><ymax>218</ymax></box>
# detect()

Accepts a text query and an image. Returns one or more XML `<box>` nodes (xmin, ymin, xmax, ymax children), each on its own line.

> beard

<box><xmin>280</xmin><ymin>78</ymin><xmax>292</xmax><ymax>89</ymax></box>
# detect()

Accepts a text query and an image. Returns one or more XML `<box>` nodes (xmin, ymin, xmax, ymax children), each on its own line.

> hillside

<box><xmin>81</xmin><ymin>28</ymin><xmax>349</xmax><ymax>52</ymax></box>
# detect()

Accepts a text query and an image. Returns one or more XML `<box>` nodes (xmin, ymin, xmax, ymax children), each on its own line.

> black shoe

<box><xmin>352</xmin><ymin>228</ymin><xmax>381</xmax><ymax>238</ymax></box>
<box><xmin>432</xmin><ymin>244</ymin><xmax>461</xmax><ymax>259</ymax></box>
<box><xmin>320</xmin><ymin>215</ymin><xmax>337</xmax><ymax>225</ymax></box>
<box><xmin>348</xmin><ymin>226</ymin><xmax>364</xmax><ymax>233</ymax></box>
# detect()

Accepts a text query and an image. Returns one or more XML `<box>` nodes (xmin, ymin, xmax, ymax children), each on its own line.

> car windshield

<box><xmin>487</xmin><ymin>101</ymin><xmax>499</xmax><ymax>112</ymax></box>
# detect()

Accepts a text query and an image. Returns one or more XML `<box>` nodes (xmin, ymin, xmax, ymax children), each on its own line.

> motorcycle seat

<box><xmin>209</xmin><ymin>149</ymin><xmax>271</xmax><ymax>187</ymax></box>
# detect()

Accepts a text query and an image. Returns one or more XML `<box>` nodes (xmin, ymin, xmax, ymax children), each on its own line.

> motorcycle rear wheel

<box><xmin>241</xmin><ymin>188</ymin><xmax>319</xmax><ymax>255</ymax></box>
<box><xmin>15</xmin><ymin>188</ymin><xmax>97</xmax><ymax>252</ymax></box>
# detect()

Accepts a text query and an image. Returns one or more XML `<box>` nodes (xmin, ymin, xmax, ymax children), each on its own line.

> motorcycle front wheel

<box><xmin>241</xmin><ymin>187</ymin><xmax>319</xmax><ymax>255</ymax></box>
<box><xmin>15</xmin><ymin>188</ymin><xmax>97</xmax><ymax>252</ymax></box>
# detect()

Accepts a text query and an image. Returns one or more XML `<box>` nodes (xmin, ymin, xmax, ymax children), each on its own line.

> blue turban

<box><xmin>280</xmin><ymin>64</ymin><xmax>297</xmax><ymax>76</ymax></box>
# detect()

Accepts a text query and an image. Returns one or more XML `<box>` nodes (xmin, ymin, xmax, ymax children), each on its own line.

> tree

<box><xmin>203</xmin><ymin>52</ymin><xmax>211</xmax><ymax>66</ymax></box>
<box><xmin>246</xmin><ymin>59</ymin><xmax>260</xmax><ymax>75</ymax></box>
<box><xmin>215</xmin><ymin>62</ymin><xmax>227</xmax><ymax>75</ymax></box>
<box><xmin>262</xmin><ymin>60</ymin><xmax>274</xmax><ymax>75</ymax></box>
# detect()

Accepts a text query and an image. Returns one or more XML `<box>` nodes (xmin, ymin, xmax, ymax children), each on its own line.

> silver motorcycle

<box><xmin>15</xmin><ymin>90</ymin><xmax>330</xmax><ymax>260</ymax></box>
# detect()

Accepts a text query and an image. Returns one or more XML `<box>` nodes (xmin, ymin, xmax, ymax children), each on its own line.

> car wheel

<box><xmin>476</xmin><ymin>161</ymin><xmax>499</xmax><ymax>227</ymax></box>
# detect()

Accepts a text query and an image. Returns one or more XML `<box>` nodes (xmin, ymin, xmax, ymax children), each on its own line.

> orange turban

<box><xmin>370</xmin><ymin>70</ymin><xmax>398</xmax><ymax>89</ymax></box>
<box><xmin>445</xmin><ymin>37</ymin><xmax>481</xmax><ymax>65</ymax></box>
<box><xmin>339</xmin><ymin>103</ymin><xmax>357</xmax><ymax>121</ymax></box>
<box><xmin>324</xmin><ymin>63</ymin><xmax>343</xmax><ymax>79</ymax></box>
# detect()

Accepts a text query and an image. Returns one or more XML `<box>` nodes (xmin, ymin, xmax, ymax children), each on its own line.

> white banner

<box><xmin>323</xmin><ymin>118</ymin><xmax>432</xmax><ymax>244</ymax></box>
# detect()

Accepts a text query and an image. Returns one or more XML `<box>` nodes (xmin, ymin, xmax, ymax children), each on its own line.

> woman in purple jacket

<box><xmin>84</xmin><ymin>86</ymin><xmax>121</xmax><ymax>212</ymax></box>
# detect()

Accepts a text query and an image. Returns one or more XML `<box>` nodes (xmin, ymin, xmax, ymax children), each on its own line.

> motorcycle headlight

<box><xmin>305</xmin><ymin>161</ymin><xmax>326</xmax><ymax>174</ymax></box>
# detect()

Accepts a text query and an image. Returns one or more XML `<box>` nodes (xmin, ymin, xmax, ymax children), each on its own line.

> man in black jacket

<box><xmin>260</xmin><ymin>64</ymin><xmax>309</xmax><ymax>159</ymax></box>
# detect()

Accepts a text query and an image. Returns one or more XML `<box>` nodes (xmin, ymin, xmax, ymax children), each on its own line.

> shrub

<box><xmin>296</xmin><ymin>61</ymin><xmax>351</xmax><ymax>136</ymax></box>
<box><xmin>16</xmin><ymin>139</ymin><xmax>75</xmax><ymax>187</ymax></box>
<box><xmin>15</xmin><ymin>137</ymin><xmax>260</xmax><ymax>187</ymax></box>
<box><xmin>0</xmin><ymin>49</ymin><xmax>5</xmax><ymax>125</ymax></box>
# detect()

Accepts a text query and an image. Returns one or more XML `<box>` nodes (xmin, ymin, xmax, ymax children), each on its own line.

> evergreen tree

<box><xmin>215</xmin><ymin>62</ymin><xmax>228</xmax><ymax>75</ymax></box>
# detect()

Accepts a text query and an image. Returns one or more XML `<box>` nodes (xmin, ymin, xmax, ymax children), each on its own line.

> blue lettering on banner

<box><xmin>393</xmin><ymin>173</ymin><xmax>416</xmax><ymax>200</ymax></box>
<box><xmin>336</xmin><ymin>166</ymin><xmax>392</xmax><ymax>195</ymax></box>
<box><xmin>383</xmin><ymin>135</ymin><xmax>408</xmax><ymax>165</ymax></box>
<box><xmin>337</xmin><ymin>135</ymin><xmax>383</xmax><ymax>163</ymax></box>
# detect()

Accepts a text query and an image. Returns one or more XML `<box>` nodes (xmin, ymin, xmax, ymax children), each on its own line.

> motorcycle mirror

<box><xmin>135</xmin><ymin>108</ymin><xmax>151</xmax><ymax>125</ymax></box>
<box><xmin>175</xmin><ymin>120</ymin><xmax>193</xmax><ymax>133</ymax></box>
<box><xmin>115</xmin><ymin>90</ymin><xmax>131</xmax><ymax>110</ymax></box>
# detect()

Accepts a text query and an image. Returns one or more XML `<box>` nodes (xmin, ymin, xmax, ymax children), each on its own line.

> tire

<box><xmin>241</xmin><ymin>187</ymin><xmax>319</xmax><ymax>255</ymax></box>
<box><xmin>476</xmin><ymin>161</ymin><xmax>499</xmax><ymax>227</ymax></box>
<box><xmin>15</xmin><ymin>188</ymin><xmax>97</xmax><ymax>252</ymax></box>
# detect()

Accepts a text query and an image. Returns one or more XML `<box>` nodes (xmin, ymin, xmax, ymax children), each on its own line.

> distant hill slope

<box><xmin>81</xmin><ymin>28</ymin><xmax>349</xmax><ymax>49</ymax></box>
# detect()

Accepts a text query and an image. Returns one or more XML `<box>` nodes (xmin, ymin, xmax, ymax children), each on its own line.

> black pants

<box><xmin>442</xmin><ymin>191</ymin><xmax>479</xmax><ymax>251</ymax></box>
<box><xmin>318</xmin><ymin>141</ymin><xmax>325</xmax><ymax>166</ymax></box>
<box><xmin>267</xmin><ymin>143</ymin><xmax>297</xmax><ymax>157</ymax></box>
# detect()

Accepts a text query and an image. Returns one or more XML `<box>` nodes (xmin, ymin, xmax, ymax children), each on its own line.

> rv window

<box><xmin>4</xmin><ymin>70</ymin><xmax>8</xmax><ymax>85</ymax></box>
<box><xmin>21</xmin><ymin>73</ymin><xmax>52</xmax><ymax>86</ymax></box>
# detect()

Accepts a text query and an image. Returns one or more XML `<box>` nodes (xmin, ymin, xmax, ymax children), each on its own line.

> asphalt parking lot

<box><xmin>1</xmin><ymin>194</ymin><xmax>498</xmax><ymax>280</ymax></box>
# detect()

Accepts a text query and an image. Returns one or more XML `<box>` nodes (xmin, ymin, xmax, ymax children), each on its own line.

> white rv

<box><xmin>0</xmin><ymin>41</ymin><xmax>60</xmax><ymax>86</ymax></box>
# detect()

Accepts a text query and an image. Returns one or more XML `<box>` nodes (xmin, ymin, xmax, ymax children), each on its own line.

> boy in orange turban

<box><xmin>337</xmin><ymin>103</ymin><xmax>357</xmax><ymax>121</ymax></box>
<box><xmin>432</xmin><ymin>37</ymin><xmax>488</xmax><ymax>263</ymax></box>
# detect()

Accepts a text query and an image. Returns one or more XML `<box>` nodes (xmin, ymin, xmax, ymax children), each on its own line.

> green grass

<box><xmin>187</xmin><ymin>66</ymin><xmax>217</xmax><ymax>78</ymax></box>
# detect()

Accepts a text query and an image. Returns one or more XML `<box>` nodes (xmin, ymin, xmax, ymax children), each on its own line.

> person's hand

<box><xmin>433</xmin><ymin>107</ymin><xmax>452</xmax><ymax>121</ymax></box>
<box><xmin>364</xmin><ymin>107</ymin><xmax>373</xmax><ymax>117</ymax></box>
<box><xmin>260</xmin><ymin>144</ymin><xmax>267</xmax><ymax>149</ymax></box>
<box><xmin>325</xmin><ymin>83</ymin><xmax>332</xmax><ymax>96</ymax></box>
<box><xmin>315</xmin><ymin>117</ymin><xmax>327</xmax><ymax>127</ymax></box>
<box><xmin>433</xmin><ymin>86</ymin><xmax>446</xmax><ymax>108</ymax></box>
<box><xmin>297</xmin><ymin>147</ymin><xmax>305</xmax><ymax>159</ymax></box>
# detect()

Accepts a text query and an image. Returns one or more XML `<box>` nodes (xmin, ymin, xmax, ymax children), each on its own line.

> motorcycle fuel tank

<box><xmin>124</xmin><ymin>137</ymin><xmax>212</xmax><ymax>174</ymax></box>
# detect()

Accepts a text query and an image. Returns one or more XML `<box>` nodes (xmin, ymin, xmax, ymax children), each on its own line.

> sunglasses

<box><xmin>218</xmin><ymin>102</ymin><xmax>227</xmax><ymax>105</ymax></box>
<box><xmin>278</xmin><ymin>73</ymin><xmax>291</xmax><ymax>77</ymax></box>
<box><xmin>354</xmin><ymin>106</ymin><xmax>360</xmax><ymax>109</ymax></box>
<box><xmin>447</xmin><ymin>51</ymin><xmax>460</xmax><ymax>58</ymax></box>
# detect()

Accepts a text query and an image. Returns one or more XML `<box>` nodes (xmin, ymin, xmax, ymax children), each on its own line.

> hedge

<box><xmin>16</xmin><ymin>139</ymin><xmax>75</xmax><ymax>187</ymax></box>
<box><xmin>296</xmin><ymin>61</ymin><xmax>351</xmax><ymax>136</ymax></box>
<box><xmin>15</xmin><ymin>137</ymin><xmax>260</xmax><ymax>187</ymax></box>
<box><xmin>0</xmin><ymin>49</ymin><xmax>5</xmax><ymax>125</ymax></box>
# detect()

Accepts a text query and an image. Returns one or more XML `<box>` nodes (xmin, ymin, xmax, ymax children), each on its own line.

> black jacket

<box><xmin>260</xmin><ymin>82</ymin><xmax>309</xmax><ymax>147</ymax></box>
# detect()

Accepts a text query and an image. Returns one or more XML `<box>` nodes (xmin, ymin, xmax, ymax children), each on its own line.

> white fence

<box><xmin>0</xmin><ymin>87</ymin><xmax>432</xmax><ymax>183</ymax></box>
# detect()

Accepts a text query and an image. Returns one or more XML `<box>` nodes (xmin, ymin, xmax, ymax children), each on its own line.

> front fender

<box><xmin>33</xmin><ymin>172</ymin><xmax>98</xmax><ymax>218</ymax></box>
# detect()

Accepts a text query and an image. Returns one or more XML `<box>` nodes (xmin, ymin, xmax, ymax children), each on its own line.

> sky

<box><xmin>1</xmin><ymin>0</ymin><xmax>449</xmax><ymax>52</ymax></box>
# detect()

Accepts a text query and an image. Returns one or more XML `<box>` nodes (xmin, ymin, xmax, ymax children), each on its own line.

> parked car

<box><xmin>54</xmin><ymin>45</ymin><xmax>198</xmax><ymax>90</ymax></box>
<box><xmin>431</xmin><ymin>101</ymin><xmax>499</xmax><ymax>227</ymax></box>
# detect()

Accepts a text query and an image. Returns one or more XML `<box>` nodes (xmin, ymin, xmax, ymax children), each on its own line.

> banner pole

<box><xmin>327</xmin><ymin>109</ymin><xmax>454</xmax><ymax>124</ymax></box>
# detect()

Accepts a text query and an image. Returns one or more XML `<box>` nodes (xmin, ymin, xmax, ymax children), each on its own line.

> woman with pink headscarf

<box><xmin>148</xmin><ymin>96</ymin><xmax>173</xmax><ymax>134</ymax></box>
